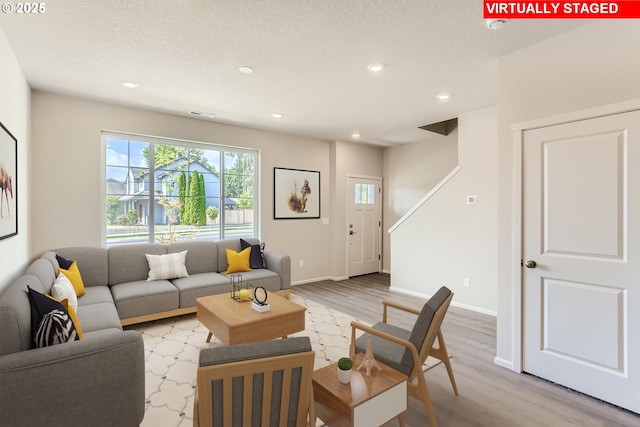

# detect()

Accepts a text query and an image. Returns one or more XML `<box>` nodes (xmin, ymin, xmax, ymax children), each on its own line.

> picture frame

<box><xmin>0</xmin><ymin>121</ymin><xmax>17</xmax><ymax>240</ymax></box>
<box><xmin>274</xmin><ymin>167</ymin><xmax>320</xmax><ymax>219</ymax></box>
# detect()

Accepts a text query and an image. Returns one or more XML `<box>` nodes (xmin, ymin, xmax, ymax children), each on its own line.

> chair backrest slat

<box><xmin>261</xmin><ymin>370</ymin><xmax>273</xmax><ymax>426</ymax></box>
<box><xmin>242</xmin><ymin>374</ymin><xmax>253</xmax><ymax>427</ymax></box>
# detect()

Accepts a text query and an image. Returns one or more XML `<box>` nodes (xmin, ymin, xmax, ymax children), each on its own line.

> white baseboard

<box><xmin>494</xmin><ymin>356</ymin><xmax>516</xmax><ymax>371</ymax></box>
<box><xmin>291</xmin><ymin>276</ymin><xmax>349</xmax><ymax>286</ymax></box>
<box><xmin>389</xmin><ymin>286</ymin><xmax>497</xmax><ymax>317</ymax></box>
<box><xmin>381</xmin><ymin>268</ymin><xmax>391</xmax><ymax>274</ymax></box>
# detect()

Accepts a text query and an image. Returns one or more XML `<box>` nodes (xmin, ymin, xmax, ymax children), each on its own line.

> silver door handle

<box><xmin>525</xmin><ymin>260</ymin><xmax>537</xmax><ymax>268</ymax></box>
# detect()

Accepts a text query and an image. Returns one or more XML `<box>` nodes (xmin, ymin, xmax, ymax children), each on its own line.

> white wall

<box><xmin>496</xmin><ymin>21</ymin><xmax>640</xmax><ymax>368</ymax></box>
<box><xmin>382</xmin><ymin>131</ymin><xmax>458</xmax><ymax>272</ymax></box>
<box><xmin>30</xmin><ymin>92</ymin><xmax>380</xmax><ymax>283</ymax></box>
<box><xmin>0</xmin><ymin>28</ymin><xmax>30</xmax><ymax>293</ymax></box>
<box><xmin>389</xmin><ymin>106</ymin><xmax>498</xmax><ymax>314</ymax></box>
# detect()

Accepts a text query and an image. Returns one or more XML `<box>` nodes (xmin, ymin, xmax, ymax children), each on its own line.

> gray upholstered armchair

<box><xmin>194</xmin><ymin>336</ymin><xmax>315</xmax><ymax>427</ymax></box>
<box><xmin>349</xmin><ymin>286</ymin><xmax>458</xmax><ymax>427</ymax></box>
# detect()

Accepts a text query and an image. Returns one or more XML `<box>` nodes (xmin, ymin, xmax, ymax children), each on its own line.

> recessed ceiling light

<box><xmin>486</xmin><ymin>18</ymin><xmax>507</xmax><ymax>30</ymax></box>
<box><xmin>121</xmin><ymin>81</ymin><xmax>139</xmax><ymax>89</ymax></box>
<box><xmin>351</xmin><ymin>133</ymin><xmax>360</xmax><ymax>139</ymax></box>
<box><xmin>435</xmin><ymin>93</ymin><xmax>452</xmax><ymax>100</ymax></box>
<box><xmin>367</xmin><ymin>63</ymin><xmax>385</xmax><ymax>72</ymax></box>
<box><xmin>271</xmin><ymin>112</ymin><xmax>283</xmax><ymax>118</ymax></box>
<box><xmin>189</xmin><ymin>111</ymin><xmax>215</xmax><ymax>118</ymax></box>
<box><xmin>239</xmin><ymin>66</ymin><xmax>254</xmax><ymax>74</ymax></box>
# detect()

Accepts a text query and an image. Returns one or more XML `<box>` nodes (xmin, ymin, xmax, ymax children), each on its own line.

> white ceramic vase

<box><xmin>338</xmin><ymin>367</ymin><xmax>352</xmax><ymax>384</ymax></box>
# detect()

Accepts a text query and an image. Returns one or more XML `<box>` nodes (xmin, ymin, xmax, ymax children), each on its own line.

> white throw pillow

<box><xmin>146</xmin><ymin>251</ymin><xmax>189</xmax><ymax>281</ymax></box>
<box><xmin>51</xmin><ymin>271</ymin><xmax>79</xmax><ymax>311</ymax></box>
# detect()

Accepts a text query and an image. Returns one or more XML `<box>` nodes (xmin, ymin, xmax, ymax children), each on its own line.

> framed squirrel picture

<box><xmin>0</xmin><ymin>121</ymin><xmax>17</xmax><ymax>240</ymax></box>
<box><xmin>273</xmin><ymin>167</ymin><xmax>320</xmax><ymax>219</ymax></box>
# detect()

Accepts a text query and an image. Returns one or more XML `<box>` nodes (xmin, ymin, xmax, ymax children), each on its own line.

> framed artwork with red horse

<box><xmin>0</xmin><ymin>121</ymin><xmax>17</xmax><ymax>241</ymax></box>
<box><xmin>273</xmin><ymin>167</ymin><xmax>320</xmax><ymax>219</ymax></box>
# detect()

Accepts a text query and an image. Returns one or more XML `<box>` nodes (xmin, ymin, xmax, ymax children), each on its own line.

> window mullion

<box><xmin>148</xmin><ymin>143</ymin><xmax>155</xmax><ymax>242</ymax></box>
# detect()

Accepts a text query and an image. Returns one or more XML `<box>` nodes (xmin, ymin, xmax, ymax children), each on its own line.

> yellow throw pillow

<box><xmin>59</xmin><ymin>261</ymin><xmax>86</xmax><ymax>297</ymax></box>
<box><xmin>60</xmin><ymin>298</ymin><xmax>83</xmax><ymax>340</ymax></box>
<box><xmin>225</xmin><ymin>247</ymin><xmax>252</xmax><ymax>275</ymax></box>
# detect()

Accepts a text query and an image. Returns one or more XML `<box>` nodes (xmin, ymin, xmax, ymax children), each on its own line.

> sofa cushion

<box><xmin>354</xmin><ymin>322</ymin><xmax>412</xmax><ymax>376</ymax></box>
<box><xmin>76</xmin><ymin>302</ymin><xmax>123</xmax><ymax>333</ymax></box>
<box><xmin>25</xmin><ymin>258</ymin><xmax>57</xmax><ymax>295</ymax></box>
<box><xmin>110</xmin><ymin>280</ymin><xmax>179</xmax><ymax>319</ymax></box>
<box><xmin>109</xmin><ymin>244</ymin><xmax>166</xmax><ymax>286</ymax></box>
<box><xmin>167</xmin><ymin>241</ymin><xmax>218</xmax><ymax>274</ymax></box>
<box><xmin>145</xmin><ymin>251</ymin><xmax>189</xmax><ymax>281</ymax></box>
<box><xmin>230</xmin><ymin>269</ymin><xmax>282</xmax><ymax>294</ymax></box>
<box><xmin>171</xmin><ymin>272</ymin><xmax>232</xmax><ymax>307</ymax></box>
<box><xmin>78</xmin><ymin>286</ymin><xmax>116</xmax><ymax>306</ymax></box>
<box><xmin>240</xmin><ymin>239</ymin><xmax>266</xmax><ymax>269</ymax></box>
<box><xmin>53</xmin><ymin>247</ymin><xmax>109</xmax><ymax>288</ymax></box>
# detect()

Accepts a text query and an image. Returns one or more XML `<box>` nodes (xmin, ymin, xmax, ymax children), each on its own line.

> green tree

<box><xmin>156</xmin><ymin>198</ymin><xmax>182</xmax><ymax>244</ymax></box>
<box><xmin>142</xmin><ymin>144</ymin><xmax>217</xmax><ymax>173</ymax></box>
<box><xmin>184</xmin><ymin>170</ymin><xmax>200</xmax><ymax>225</ymax></box>
<box><xmin>197</xmin><ymin>172</ymin><xmax>207</xmax><ymax>226</ymax></box>
<box><xmin>224</xmin><ymin>153</ymin><xmax>254</xmax><ymax>198</ymax></box>
<box><xmin>178</xmin><ymin>171</ymin><xmax>187</xmax><ymax>223</ymax></box>
<box><xmin>106</xmin><ymin>195</ymin><xmax>120</xmax><ymax>224</ymax></box>
<box><xmin>206</xmin><ymin>206</ymin><xmax>219</xmax><ymax>224</ymax></box>
<box><xmin>236</xmin><ymin>191</ymin><xmax>253</xmax><ymax>209</ymax></box>
<box><xmin>115</xmin><ymin>209</ymin><xmax>139</xmax><ymax>234</ymax></box>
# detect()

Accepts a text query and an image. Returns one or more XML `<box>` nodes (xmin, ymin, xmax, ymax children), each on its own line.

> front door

<box><xmin>522</xmin><ymin>110</ymin><xmax>640</xmax><ymax>413</ymax></box>
<box><xmin>348</xmin><ymin>176</ymin><xmax>381</xmax><ymax>277</ymax></box>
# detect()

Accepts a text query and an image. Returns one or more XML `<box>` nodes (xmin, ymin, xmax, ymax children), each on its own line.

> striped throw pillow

<box><xmin>145</xmin><ymin>251</ymin><xmax>189</xmax><ymax>281</ymax></box>
<box><xmin>34</xmin><ymin>309</ymin><xmax>79</xmax><ymax>348</ymax></box>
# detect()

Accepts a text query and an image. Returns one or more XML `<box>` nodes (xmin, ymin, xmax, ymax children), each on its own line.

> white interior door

<box><xmin>348</xmin><ymin>177</ymin><xmax>381</xmax><ymax>277</ymax></box>
<box><xmin>522</xmin><ymin>110</ymin><xmax>640</xmax><ymax>413</ymax></box>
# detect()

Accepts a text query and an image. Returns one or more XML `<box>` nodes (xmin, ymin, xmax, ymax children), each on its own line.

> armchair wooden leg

<box><xmin>409</xmin><ymin>374</ymin><xmax>438</xmax><ymax>427</ymax></box>
<box><xmin>430</xmin><ymin>330</ymin><xmax>459</xmax><ymax>396</ymax></box>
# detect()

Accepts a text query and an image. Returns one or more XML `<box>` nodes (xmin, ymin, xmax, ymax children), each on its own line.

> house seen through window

<box><xmin>104</xmin><ymin>133</ymin><xmax>258</xmax><ymax>246</ymax></box>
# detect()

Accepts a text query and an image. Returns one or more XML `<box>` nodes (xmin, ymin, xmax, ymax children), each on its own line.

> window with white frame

<box><xmin>104</xmin><ymin>132</ymin><xmax>258</xmax><ymax>247</ymax></box>
<box><xmin>354</xmin><ymin>183</ymin><xmax>375</xmax><ymax>204</ymax></box>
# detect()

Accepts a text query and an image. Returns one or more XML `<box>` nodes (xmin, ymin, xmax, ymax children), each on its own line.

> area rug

<box><xmin>128</xmin><ymin>293</ymin><xmax>444</xmax><ymax>427</ymax></box>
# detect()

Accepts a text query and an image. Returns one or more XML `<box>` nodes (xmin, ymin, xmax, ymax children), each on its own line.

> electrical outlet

<box><xmin>299</xmin><ymin>260</ymin><xmax>304</xmax><ymax>268</ymax></box>
<box><xmin>464</xmin><ymin>278</ymin><xmax>470</xmax><ymax>288</ymax></box>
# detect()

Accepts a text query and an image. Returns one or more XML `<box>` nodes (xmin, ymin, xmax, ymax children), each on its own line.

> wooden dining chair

<box><xmin>349</xmin><ymin>286</ymin><xmax>458</xmax><ymax>427</ymax></box>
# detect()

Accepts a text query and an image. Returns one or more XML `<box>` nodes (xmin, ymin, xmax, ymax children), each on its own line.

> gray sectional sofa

<box><xmin>0</xmin><ymin>238</ymin><xmax>290</xmax><ymax>427</ymax></box>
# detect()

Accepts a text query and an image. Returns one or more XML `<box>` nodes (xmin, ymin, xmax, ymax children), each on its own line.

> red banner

<box><xmin>484</xmin><ymin>1</ymin><xmax>640</xmax><ymax>18</ymax></box>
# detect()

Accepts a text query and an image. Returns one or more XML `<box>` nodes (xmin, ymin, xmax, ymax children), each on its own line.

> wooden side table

<box><xmin>312</xmin><ymin>353</ymin><xmax>407</xmax><ymax>427</ymax></box>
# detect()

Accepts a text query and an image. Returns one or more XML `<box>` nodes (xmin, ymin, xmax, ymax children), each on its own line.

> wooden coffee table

<box><xmin>313</xmin><ymin>353</ymin><xmax>407</xmax><ymax>427</ymax></box>
<box><xmin>196</xmin><ymin>293</ymin><xmax>306</xmax><ymax>345</ymax></box>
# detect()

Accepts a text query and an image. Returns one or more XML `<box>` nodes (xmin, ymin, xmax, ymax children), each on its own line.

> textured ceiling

<box><xmin>0</xmin><ymin>1</ymin><xmax>589</xmax><ymax>146</ymax></box>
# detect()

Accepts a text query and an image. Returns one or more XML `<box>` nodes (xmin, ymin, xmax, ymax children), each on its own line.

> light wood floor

<box><xmin>293</xmin><ymin>273</ymin><xmax>640</xmax><ymax>427</ymax></box>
